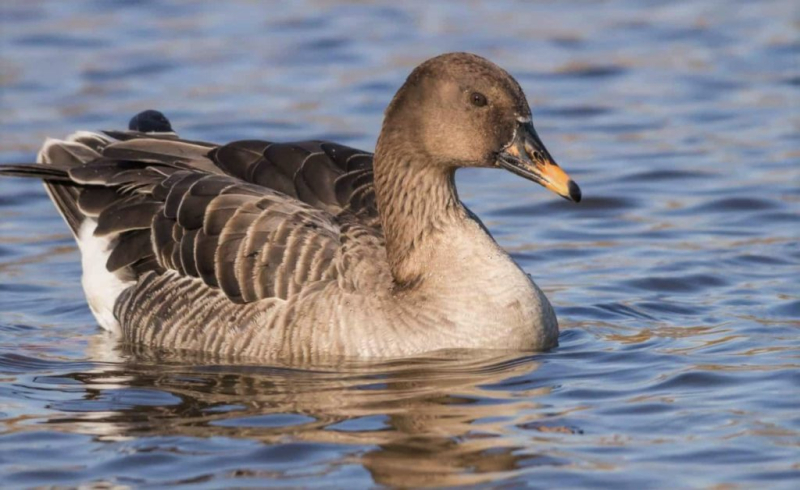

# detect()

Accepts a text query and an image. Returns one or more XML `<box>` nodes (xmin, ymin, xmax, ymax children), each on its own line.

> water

<box><xmin>0</xmin><ymin>0</ymin><xmax>798</xmax><ymax>487</ymax></box>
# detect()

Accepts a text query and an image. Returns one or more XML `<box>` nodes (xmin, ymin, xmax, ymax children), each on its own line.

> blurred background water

<box><xmin>0</xmin><ymin>0</ymin><xmax>798</xmax><ymax>487</ymax></box>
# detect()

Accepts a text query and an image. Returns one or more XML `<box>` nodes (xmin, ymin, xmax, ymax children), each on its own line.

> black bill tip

<box><xmin>568</xmin><ymin>180</ymin><xmax>582</xmax><ymax>203</ymax></box>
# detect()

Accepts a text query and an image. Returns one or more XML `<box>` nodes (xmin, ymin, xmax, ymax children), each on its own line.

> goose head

<box><xmin>382</xmin><ymin>52</ymin><xmax>581</xmax><ymax>202</ymax></box>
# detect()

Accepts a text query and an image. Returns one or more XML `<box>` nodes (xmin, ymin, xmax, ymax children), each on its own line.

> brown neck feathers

<box><xmin>373</xmin><ymin>133</ymin><xmax>462</xmax><ymax>287</ymax></box>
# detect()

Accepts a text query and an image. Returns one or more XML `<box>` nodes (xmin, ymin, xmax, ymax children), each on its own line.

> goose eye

<box><xmin>470</xmin><ymin>92</ymin><xmax>487</xmax><ymax>107</ymax></box>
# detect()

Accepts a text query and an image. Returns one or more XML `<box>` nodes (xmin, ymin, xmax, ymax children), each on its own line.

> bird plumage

<box><xmin>0</xmin><ymin>53</ymin><xmax>577</xmax><ymax>361</ymax></box>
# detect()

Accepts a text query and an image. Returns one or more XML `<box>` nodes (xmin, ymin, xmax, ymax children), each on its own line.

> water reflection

<box><xmin>35</xmin><ymin>348</ymin><xmax>560</xmax><ymax>487</ymax></box>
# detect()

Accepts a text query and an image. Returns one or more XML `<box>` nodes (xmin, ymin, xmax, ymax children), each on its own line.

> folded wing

<box><xmin>0</xmin><ymin>131</ymin><xmax>383</xmax><ymax>307</ymax></box>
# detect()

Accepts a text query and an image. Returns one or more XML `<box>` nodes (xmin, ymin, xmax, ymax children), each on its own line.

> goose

<box><xmin>0</xmin><ymin>53</ymin><xmax>581</xmax><ymax>361</ymax></box>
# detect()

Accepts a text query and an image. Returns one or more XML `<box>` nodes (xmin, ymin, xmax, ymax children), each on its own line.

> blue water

<box><xmin>0</xmin><ymin>1</ymin><xmax>798</xmax><ymax>487</ymax></box>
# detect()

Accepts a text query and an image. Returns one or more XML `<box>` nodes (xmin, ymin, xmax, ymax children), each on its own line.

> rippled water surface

<box><xmin>1</xmin><ymin>0</ymin><xmax>798</xmax><ymax>487</ymax></box>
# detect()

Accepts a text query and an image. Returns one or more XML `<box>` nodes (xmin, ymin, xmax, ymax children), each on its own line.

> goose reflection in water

<box><xmin>38</xmin><ymin>345</ymin><xmax>574</xmax><ymax>487</ymax></box>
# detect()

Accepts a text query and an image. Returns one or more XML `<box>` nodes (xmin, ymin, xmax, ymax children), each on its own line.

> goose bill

<box><xmin>497</xmin><ymin>122</ymin><xmax>581</xmax><ymax>203</ymax></box>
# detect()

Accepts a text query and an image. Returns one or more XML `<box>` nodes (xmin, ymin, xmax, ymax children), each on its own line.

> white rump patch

<box><xmin>78</xmin><ymin>220</ymin><xmax>135</xmax><ymax>333</ymax></box>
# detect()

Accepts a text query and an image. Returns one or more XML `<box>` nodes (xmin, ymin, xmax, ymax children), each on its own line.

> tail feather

<box><xmin>1</xmin><ymin>112</ymin><xmax>178</xmax><ymax>333</ymax></box>
<box><xmin>0</xmin><ymin>137</ymin><xmax>115</xmax><ymax>237</ymax></box>
<box><xmin>0</xmin><ymin>163</ymin><xmax>71</xmax><ymax>180</ymax></box>
<box><xmin>44</xmin><ymin>183</ymin><xmax>84</xmax><ymax>236</ymax></box>
<box><xmin>0</xmin><ymin>133</ymin><xmax>115</xmax><ymax>238</ymax></box>
<box><xmin>0</xmin><ymin>163</ymin><xmax>86</xmax><ymax>236</ymax></box>
<box><xmin>36</xmin><ymin>137</ymin><xmax>108</xmax><ymax>237</ymax></box>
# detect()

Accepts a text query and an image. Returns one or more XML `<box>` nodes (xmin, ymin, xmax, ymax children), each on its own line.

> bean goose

<box><xmin>0</xmin><ymin>52</ymin><xmax>581</xmax><ymax>361</ymax></box>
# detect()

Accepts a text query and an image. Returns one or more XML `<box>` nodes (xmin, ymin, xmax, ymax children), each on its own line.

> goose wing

<box><xmin>1</xmin><ymin>131</ymin><xmax>384</xmax><ymax>305</ymax></box>
<box><xmin>103</xmin><ymin>132</ymin><xmax>379</xmax><ymax>224</ymax></box>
